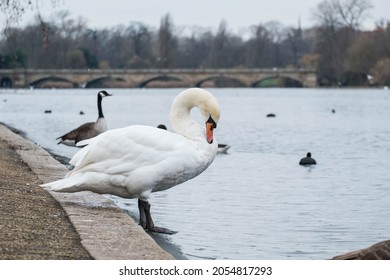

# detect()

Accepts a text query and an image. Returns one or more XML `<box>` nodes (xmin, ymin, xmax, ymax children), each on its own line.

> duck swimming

<box><xmin>299</xmin><ymin>152</ymin><xmax>317</xmax><ymax>165</ymax></box>
<box><xmin>42</xmin><ymin>88</ymin><xmax>220</xmax><ymax>234</ymax></box>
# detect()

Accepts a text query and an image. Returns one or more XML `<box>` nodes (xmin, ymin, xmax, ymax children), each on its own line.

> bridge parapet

<box><xmin>0</xmin><ymin>68</ymin><xmax>317</xmax><ymax>88</ymax></box>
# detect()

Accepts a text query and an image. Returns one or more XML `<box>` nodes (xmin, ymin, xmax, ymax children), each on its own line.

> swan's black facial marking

<box><xmin>205</xmin><ymin>115</ymin><xmax>217</xmax><ymax>144</ymax></box>
<box><xmin>206</xmin><ymin>115</ymin><xmax>217</xmax><ymax>129</ymax></box>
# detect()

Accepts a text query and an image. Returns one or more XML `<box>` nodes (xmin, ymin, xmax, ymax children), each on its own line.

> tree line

<box><xmin>0</xmin><ymin>0</ymin><xmax>389</xmax><ymax>86</ymax></box>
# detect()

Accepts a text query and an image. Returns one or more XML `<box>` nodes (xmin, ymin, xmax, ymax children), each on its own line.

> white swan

<box><xmin>42</xmin><ymin>88</ymin><xmax>220</xmax><ymax>234</ymax></box>
<box><xmin>56</xmin><ymin>90</ymin><xmax>111</xmax><ymax>147</ymax></box>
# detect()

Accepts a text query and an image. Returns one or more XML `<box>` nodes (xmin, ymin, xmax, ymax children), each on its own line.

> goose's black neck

<box><xmin>97</xmin><ymin>93</ymin><xmax>104</xmax><ymax>118</ymax></box>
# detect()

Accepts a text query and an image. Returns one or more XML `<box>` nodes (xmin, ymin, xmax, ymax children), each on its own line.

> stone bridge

<box><xmin>0</xmin><ymin>68</ymin><xmax>317</xmax><ymax>88</ymax></box>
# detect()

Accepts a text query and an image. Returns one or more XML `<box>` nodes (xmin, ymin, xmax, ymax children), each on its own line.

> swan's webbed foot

<box><xmin>138</xmin><ymin>199</ymin><xmax>177</xmax><ymax>235</ymax></box>
<box><xmin>148</xmin><ymin>226</ymin><xmax>177</xmax><ymax>235</ymax></box>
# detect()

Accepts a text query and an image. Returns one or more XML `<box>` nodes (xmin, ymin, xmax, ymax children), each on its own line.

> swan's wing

<box><xmin>68</xmin><ymin>125</ymin><xmax>198</xmax><ymax>176</ymax></box>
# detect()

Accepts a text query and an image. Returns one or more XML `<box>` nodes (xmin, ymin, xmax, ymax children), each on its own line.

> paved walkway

<box><xmin>0</xmin><ymin>123</ymin><xmax>173</xmax><ymax>260</ymax></box>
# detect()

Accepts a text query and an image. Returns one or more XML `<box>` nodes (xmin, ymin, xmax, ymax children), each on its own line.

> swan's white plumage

<box><xmin>42</xmin><ymin>88</ymin><xmax>220</xmax><ymax>203</ymax></box>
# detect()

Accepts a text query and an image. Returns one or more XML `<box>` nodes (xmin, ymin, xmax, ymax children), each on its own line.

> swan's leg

<box><xmin>138</xmin><ymin>199</ymin><xmax>147</xmax><ymax>229</ymax></box>
<box><xmin>138</xmin><ymin>199</ymin><xmax>177</xmax><ymax>235</ymax></box>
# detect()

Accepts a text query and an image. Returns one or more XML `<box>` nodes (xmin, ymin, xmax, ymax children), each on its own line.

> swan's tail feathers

<box><xmin>76</xmin><ymin>138</ymin><xmax>92</xmax><ymax>147</ymax></box>
<box><xmin>70</xmin><ymin>138</ymin><xmax>96</xmax><ymax>166</ymax></box>
<box><xmin>69</xmin><ymin>143</ymin><xmax>93</xmax><ymax>167</ymax></box>
<box><xmin>41</xmin><ymin>179</ymin><xmax>65</xmax><ymax>192</ymax></box>
<box><xmin>41</xmin><ymin>178</ymin><xmax>80</xmax><ymax>193</ymax></box>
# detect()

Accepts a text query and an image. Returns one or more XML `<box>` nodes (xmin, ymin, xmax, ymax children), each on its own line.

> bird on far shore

<box><xmin>57</xmin><ymin>90</ymin><xmax>112</xmax><ymax>147</ymax></box>
<box><xmin>299</xmin><ymin>152</ymin><xmax>317</xmax><ymax>165</ymax></box>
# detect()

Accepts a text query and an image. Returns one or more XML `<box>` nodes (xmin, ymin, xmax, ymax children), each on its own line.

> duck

<box><xmin>42</xmin><ymin>88</ymin><xmax>220</xmax><ymax>234</ymax></box>
<box><xmin>56</xmin><ymin>90</ymin><xmax>112</xmax><ymax>147</ymax></box>
<box><xmin>157</xmin><ymin>124</ymin><xmax>167</xmax><ymax>130</ymax></box>
<box><xmin>331</xmin><ymin>240</ymin><xmax>390</xmax><ymax>260</ymax></box>
<box><xmin>217</xmin><ymin>143</ymin><xmax>230</xmax><ymax>154</ymax></box>
<box><xmin>299</xmin><ymin>152</ymin><xmax>317</xmax><ymax>165</ymax></box>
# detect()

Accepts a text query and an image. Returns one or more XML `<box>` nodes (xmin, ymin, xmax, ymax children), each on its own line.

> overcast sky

<box><xmin>6</xmin><ymin>0</ymin><xmax>390</xmax><ymax>33</ymax></box>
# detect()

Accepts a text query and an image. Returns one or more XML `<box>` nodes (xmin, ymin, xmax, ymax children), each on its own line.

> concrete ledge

<box><xmin>0</xmin><ymin>124</ymin><xmax>174</xmax><ymax>260</ymax></box>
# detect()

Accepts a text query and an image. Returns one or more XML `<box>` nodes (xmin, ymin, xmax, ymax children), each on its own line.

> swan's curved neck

<box><xmin>170</xmin><ymin>91</ymin><xmax>205</xmax><ymax>139</ymax></box>
<box><xmin>170</xmin><ymin>88</ymin><xmax>220</xmax><ymax>143</ymax></box>
<box><xmin>97</xmin><ymin>94</ymin><xmax>104</xmax><ymax>118</ymax></box>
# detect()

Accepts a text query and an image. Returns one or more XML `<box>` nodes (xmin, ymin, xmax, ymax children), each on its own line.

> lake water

<box><xmin>1</xmin><ymin>87</ymin><xmax>389</xmax><ymax>260</ymax></box>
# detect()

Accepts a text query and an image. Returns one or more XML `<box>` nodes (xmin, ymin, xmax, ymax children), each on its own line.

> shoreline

<box><xmin>0</xmin><ymin>122</ymin><xmax>175</xmax><ymax>260</ymax></box>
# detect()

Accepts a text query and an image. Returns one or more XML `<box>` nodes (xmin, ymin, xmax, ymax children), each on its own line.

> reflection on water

<box><xmin>1</xmin><ymin>87</ymin><xmax>389</xmax><ymax>259</ymax></box>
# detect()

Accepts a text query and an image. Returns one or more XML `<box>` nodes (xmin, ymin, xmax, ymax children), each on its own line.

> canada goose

<box><xmin>42</xmin><ymin>88</ymin><xmax>220</xmax><ymax>234</ymax></box>
<box><xmin>299</xmin><ymin>152</ymin><xmax>317</xmax><ymax>165</ymax></box>
<box><xmin>57</xmin><ymin>90</ymin><xmax>111</xmax><ymax>147</ymax></box>
<box><xmin>332</xmin><ymin>240</ymin><xmax>390</xmax><ymax>260</ymax></box>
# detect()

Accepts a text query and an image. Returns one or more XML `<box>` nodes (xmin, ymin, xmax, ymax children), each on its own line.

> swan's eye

<box><xmin>206</xmin><ymin>115</ymin><xmax>217</xmax><ymax>129</ymax></box>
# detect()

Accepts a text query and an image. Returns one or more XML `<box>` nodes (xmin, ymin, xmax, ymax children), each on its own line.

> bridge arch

<box><xmin>0</xmin><ymin>68</ymin><xmax>317</xmax><ymax>88</ymax></box>
<box><xmin>194</xmin><ymin>76</ymin><xmax>246</xmax><ymax>87</ymax></box>
<box><xmin>252</xmin><ymin>75</ymin><xmax>303</xmax><ymax>87</ymax></box>
<box><xmin>84</xmin><ymin>76</ymin><xmax>127</xmax><ymax>88</ymax></box>
<box><xmin>29</xmin><ymin>76</ymin><xmax>79</xmax><ymax>88</ymax></box>
<box><xmin>0</xmin><ymin>77</ymin><xmax>12</xmax><ymax>88</ymax></box>
<box><xmin>138</xmin><ymin>75</ymin><xmax>182</xmax><ymax>88</ymax></box>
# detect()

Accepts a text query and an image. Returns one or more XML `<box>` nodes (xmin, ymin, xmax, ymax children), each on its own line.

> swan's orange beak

<box><xmin>206</xmin><ymin>116</ymin><xmax>217</xmax><ymax>144</ymax></box>
<box><xmin>206</xmin><ymin>122</ymin><xmax>214</xmax><ymax>144</ymax></box>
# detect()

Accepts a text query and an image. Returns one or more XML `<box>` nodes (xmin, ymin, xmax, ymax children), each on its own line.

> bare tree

<box><xmin>0</xmin><ymin>0</ymin><xmax>61</xmax><ymax>26</ymax></box>
<box><xmin>127</xmin><ymin>22</ymin><xmax>151</xmax><ymax>57</ymax></box>
<box><xmin>312</xmin><ymin>0</ymin><xmax>373</xmax><ymax>85</ymax></box>
<box><xmin>313</xmin><ymin>0</ymin><xmax>372</xmax><ymax>29</ymax></box>
<box><xmin>336</xmin><ymin>0</ymin><xmax>373</xmax><ymax>29</ymax></box>
<box><xmin>2</xmin><ymin>3</ymin><xmax>386</xmax><ymax>82</ymax></box>
<box><xmin>157</xmin><ymin>13</ymin><xmax>176</xmax><ymax>68</ymax></box>
<box><xmin>245</xmin><ymin>24</ymin><xmax>272</xmax><ymax>68</ymax></box>
<box><xmin>208</xmin><ymin>20</ymin><xmax>228</xmax><ymax>68</ymax></box>
<box><xmin>126</xmin><ymin>22</ymin><xmax>153</xmax><ymax>68</ymax></box>
<box><xmin>103</xmin><ymin>26</ymin><xmax>133</xmax><ymax>68</ymax></box>
<box><xmin>1</xmin><ymin>0</ymin><xmax>64</xmax><ymax>52</ymax></box>
<box><xmin>246</xmin><ymin>22</ymin><xmax>294</xmax><ymax>68</ymax></box>
<box><xmin>0</xmin><ymin>0</ymin><xmax>35</xmax><ymax>24</ymax></box>
<box><xmin>286</xmin><ymin>22</ymin><xmax>304</xmax><ymax>67</ymax></box>
<box><xmin>176</xmin><ymin>29</ymin><xmax>213</xmax><ymax>68</ymax></box>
